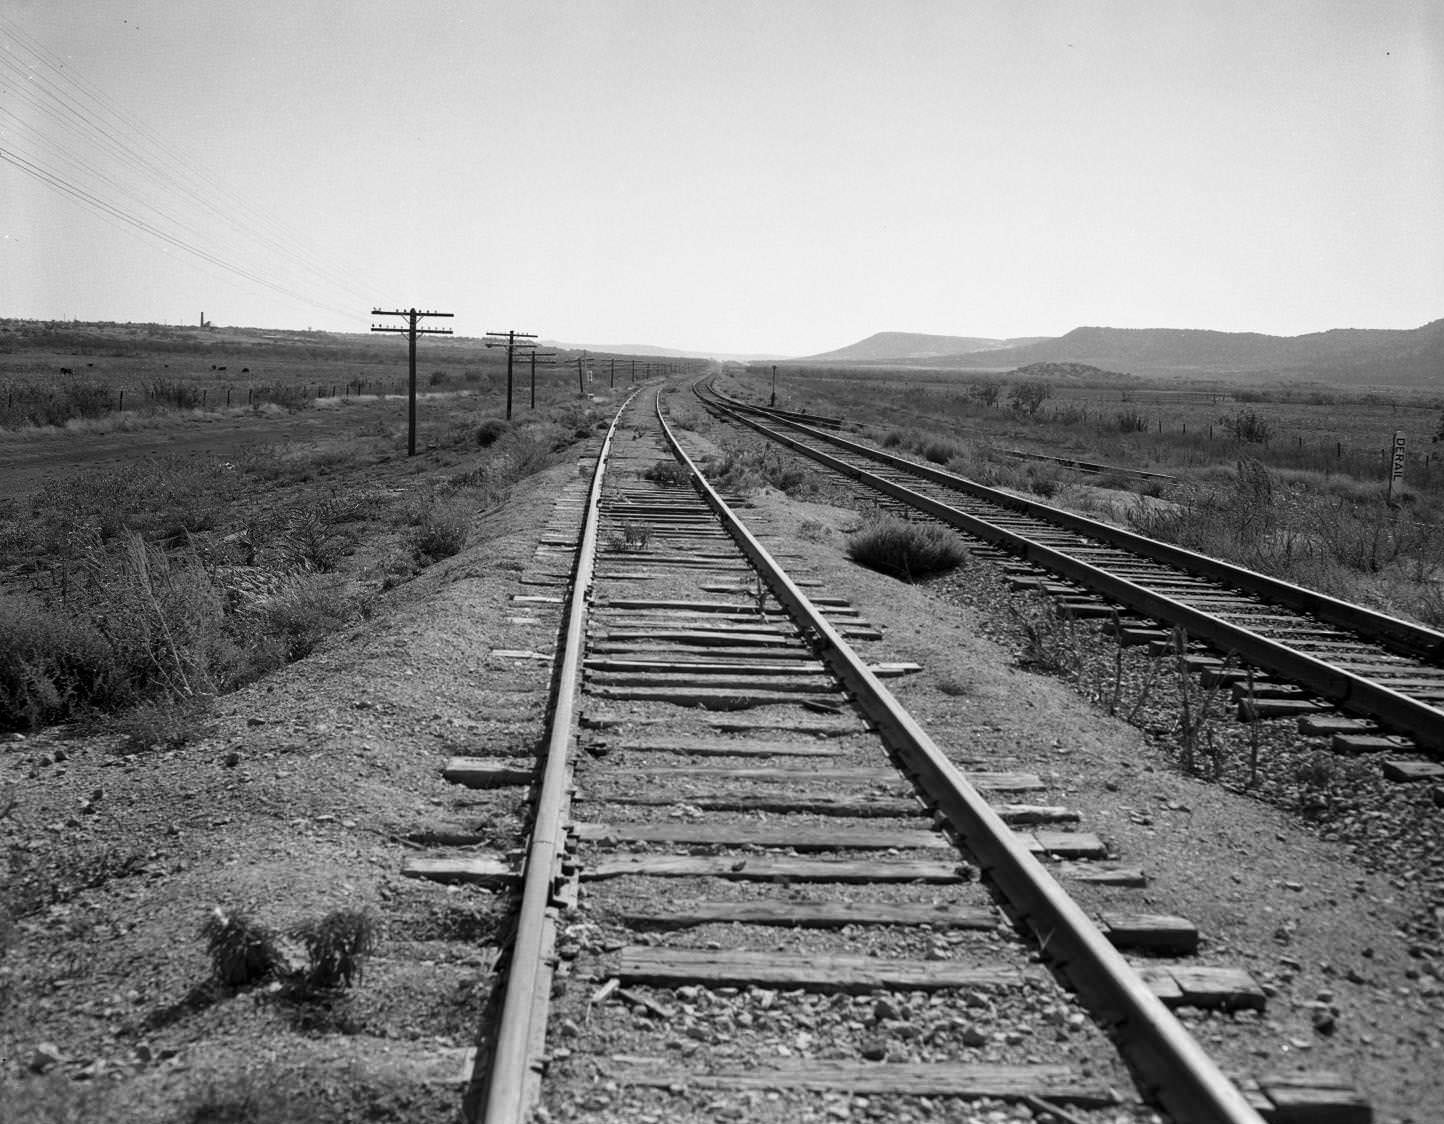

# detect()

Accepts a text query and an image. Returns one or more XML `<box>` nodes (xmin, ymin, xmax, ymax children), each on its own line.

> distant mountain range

<box><xmin>799</xmin><ymin>331</ymin><xmax>1050</xmax><ymax>363</ymax></box>
<box><xmin>542</xmin><ymin>341</ymin><xmax>787</xmax><ymax>362</ymax></box>
<box><xmin>800</xmin><ymin>320</ymin><xmax>1444</xmax><ymax>387</ymax></box>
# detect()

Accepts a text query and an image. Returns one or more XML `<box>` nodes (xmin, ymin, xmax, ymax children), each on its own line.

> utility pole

<box><xmin>484</xmin><ymin>329</ymin><xmax>538</xmax><ymax>420</ymax></box>
<box><xmin>526</xmin><ymin>350</ymin><xmax>557</xmax><ymax>409</ymax></box>
<box><xmin>609</xmin><ymin>357</ymin><xmax>616</xmax><ymax>388</ymax></box>
<box><xmin>576</xmin><ymin>351</ymin><xmax>588</xmax><ymax>397</ymax></box>
<box><xmin>630</xmin><ymin>359</ymin><xmax>636</xmax><ymax>385</ymax></box>
<box><xmin>770</xmin><ymin>364</ymin><xmax>777</xmax><ymax>407</ymax></box>
<box><xmin>371</xmin><ymin>307</ymin><xmax>454</xmax><ymax>456</ymax></box>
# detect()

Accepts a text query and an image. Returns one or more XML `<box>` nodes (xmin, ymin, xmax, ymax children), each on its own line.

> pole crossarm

<box><xmin>487</xmin><ymin>328</ymin><xmax>540</xmax><ymax>421</ymax></box>
<box><xmin>369</xmin><ymin>306</ymin><xmax>454</xmax><ymax>455</ymax></box>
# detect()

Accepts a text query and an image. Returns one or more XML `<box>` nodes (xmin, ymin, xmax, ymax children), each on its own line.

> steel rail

<box><xmin>655</xmin><ymin>390</ymin><xmax>1266</xmax><ymax>1124</ymax></box>
<box><xmin>702</xmin><ymin>380</ymin><xmax>1444</xmax><ymax>663</ymax></box>
<box><xmin>702</xmin><ymin>394</ymin><xmax>1444</xmax><ymax>751</ymax></box>
<box><xmin>478</xmin><ymin>391</ymin><xmax>636</xmax><ymax>1123</ymax></box>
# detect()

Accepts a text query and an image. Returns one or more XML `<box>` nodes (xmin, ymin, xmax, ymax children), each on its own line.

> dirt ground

<box><xmin>1</xmin><ymin>393</ymin><xmax>1441</xmax><ymax>1123</ymax></box>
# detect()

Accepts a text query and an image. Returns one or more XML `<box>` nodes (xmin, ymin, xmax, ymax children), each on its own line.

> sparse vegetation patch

<box><xmin>846</xmin><ymin>517</ymin><xmax>967</xmax><ymax>581</ymax></box>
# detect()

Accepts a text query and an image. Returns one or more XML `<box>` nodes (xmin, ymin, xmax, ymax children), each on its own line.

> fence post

<box><xmin>118</xmin><ymin>389</ymin><xmax>124</xmax><ymax>411</ymax></box>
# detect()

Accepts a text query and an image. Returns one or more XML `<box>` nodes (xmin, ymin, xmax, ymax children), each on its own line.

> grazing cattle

<box><xmin>59</xmin><ymin>367</ymin><xmax>73</xmax><ymax>375</ymax></box>
<box><xmin>241</xmin><ymin>367</ymin><xmax>249</xmax><ymax>373</ymax></box>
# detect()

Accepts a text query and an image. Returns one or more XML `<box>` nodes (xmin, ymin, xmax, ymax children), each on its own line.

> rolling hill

<box><xmin>803</xmin><ymin>320</ymin><xmax>1444</xmax><ymax>386</ymax></box>
<box><xmin>799</xmin><ymin>331</ymin><xmax>1050</xmax><ymax>363</ymax></box>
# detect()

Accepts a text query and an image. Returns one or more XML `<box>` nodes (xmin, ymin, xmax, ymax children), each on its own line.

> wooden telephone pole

<box><xmin>527</xmin><ymin>350</ymin><xmax>557</xmax><ymax>409</ymax></box>
<box><xmin>485</xmin><ymin>329</ymin><xmax>538</xmax><ymax>420</ymax></box>
<box><xmin>371</xmin><ymin>307</ymin><xmax>454</xmax><ymax>456</ymax></box>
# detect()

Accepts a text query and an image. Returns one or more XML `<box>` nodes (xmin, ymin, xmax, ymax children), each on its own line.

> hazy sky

<box><xmin>3</xmin><ymin>1</ymin><xmax>1441</xmax><ymax>355</ymax></box>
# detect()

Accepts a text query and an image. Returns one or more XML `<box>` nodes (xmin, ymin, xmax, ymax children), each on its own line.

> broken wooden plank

<box><xmin>993</xmin><ymin>804</ymin><xmax>1079</xmax><ymax>825</ymax></box>
<box><xmin>442</xmin><ymin>757</ymin><xmax>534</xmax><ymax>787</ymax></box>
<box><xmin>1098</xmin><ymin>912</ymin><xmax>1199</xmax><ymax>954</ymax></box>
<box><xmin>616</xmin><ymin>947</ymin><xmax>1033</xmax><ymax>992</ymax></box>
<box><xmin>573</xmin><ymin>821</ymin><xmax>944</xmax><ymax>851</ymax></box>
<box><xmin>1137</xmin><ymin>965</ymin><xmax>1266</xmax><ymax>1011</ymax></box>
<box><xmin>614</xmin><ymin>1060</ymin><xmax>1110</xmax><ymax>1104</ymax></box>
<box><xmin>616</xmin><ymin>900</ymin><xmax>998</xmax><ymax>930</ymax></box>
<box><xmin>400</xmin><ymin>855</ymin><xmax>515</xmax><ymax>886</ymax></box>
<box><xmin>582</xmin><ymin>853</ymin><xmax>970</xmax><ymax>883</ymax></box>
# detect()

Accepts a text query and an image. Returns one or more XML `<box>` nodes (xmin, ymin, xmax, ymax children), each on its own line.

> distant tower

<box><xmin>200</xmin><ymin>311</ymin><xmax>205</xmax><ymax>327</ymax></box>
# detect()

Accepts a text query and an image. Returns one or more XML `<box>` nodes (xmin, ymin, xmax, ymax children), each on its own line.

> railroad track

<box><xmin>698</xmin><ymin>380</ymin><xmax>1444</xmax><ymax>781</ymax></box>
<box><xmin>403</xmin><ymin>388</ymin><xmax>1364</xmax><ymax>1122</ymax></box>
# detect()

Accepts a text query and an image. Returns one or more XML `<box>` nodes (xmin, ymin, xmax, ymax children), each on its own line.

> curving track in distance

<box><xmin>697</xmin><ymin>379</ymin><xmax>1444</xmax><ymax>767</ymax></box>
<box><xmin>407</xmin><ymin>387</ymin><xmax>1370</xmax><ymax>1123</ymax></box>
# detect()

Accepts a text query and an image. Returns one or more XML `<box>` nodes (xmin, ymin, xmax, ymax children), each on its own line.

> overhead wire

<box><xmin>0</xmin><ymin>20</ymin><xmax>382</xmax><ymax>305</ymax></box>
<box><xmin>0</xmin><ymin>145</ymin><xmax>358</xmax><ymax>319</ymax></box>
<box><xmin>0</xmin><ymin>16</ymin><xmax>385</xmax><ymax>320</ymax></box>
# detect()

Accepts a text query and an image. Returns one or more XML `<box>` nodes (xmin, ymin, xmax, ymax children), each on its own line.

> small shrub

<box><xmin>200</xmin><ymin>907</ymin><xmax>282</xmax><ymax>988</ymax></box>
<box><xmin>0</xmin><ymin>605</ymin><xmax>124</xmax><ymax>730</ymax></box>
<box><xmin>292</xmin><ymin>908</ymin><xmax>377</xmax><ymax>991</ymax></box>
<box><xmin>241</xmin><ymin>575</ymin><xmax>353</xmax><ymax>661</ymax></box>
<box><xmin>408</xmin><ymin>500</ymin><xmax>470</xmax><ymax>563</ymax></box>
<box><xmin>476</xmin><ymin>418</ymin><xmax>511</xmax><ymax>447</ymax></box>
<box><xmin>921</xmin><ymin>439</ymin><xmax>960</xmax><ymax>465</ymax></box>
<box><xmin>114</xmin><ymin>696</ymin><xmax>211</xmax><ymax>752</ymax></box>
<box><xmin>798</xmin><ymin>520</ymin><xmax>829</xmax><ymax>542</ymax></box>
<box><xmin>1024</xmin><ymin>464</ymin><xmax>1063</xmax><ymax>498</ymax></box>
<box><xmin>643</xmin><ymin>459</ymin><xmax>690</xmax><ymax>486</ymax></box>
<box><xmin>273</xmin><ymin>507</ymin><xmax>353</xmax><ymax>572</ymax></box>
<box><xmin>846</xmin><ymin>518</ymin><xmax>966</xmax><ymax>581</ymax></box>
<box><xmin>1010</xmin><ymin>596</ymin><xmax>1080</xmax><ymax>674</ymax></box>
<box><xmin>881</xmin><ymin>429</ymin><xmax>906</xmax><ymax>448</ymax></box>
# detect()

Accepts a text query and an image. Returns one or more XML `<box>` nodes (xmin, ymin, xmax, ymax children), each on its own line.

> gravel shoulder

<box><xmin>3</xmin><ymin>399</ymin><xmax>1441</xmax><ymax>1124</ymax></box>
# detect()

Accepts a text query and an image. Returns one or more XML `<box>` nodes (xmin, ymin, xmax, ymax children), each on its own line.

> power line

<box><xmin>0</xmin><ymin>17</ymin><xmax>384</xmax><ymax>318</ymax></box>
<box><xmin>0</xmin><ymin>145</ymin><xmax>357</xmax><ymax>320</ymax></box>
<box><xmin>0</xmin><ymin>18</ymin><xmax>380</xmax><ymax>301</ymax></box>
